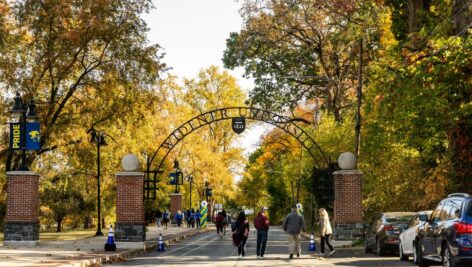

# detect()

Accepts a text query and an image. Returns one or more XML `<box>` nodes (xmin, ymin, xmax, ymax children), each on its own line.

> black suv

<box><xmin>415</xmin><ymin>193</ymin><xmax>472</xmax><ymax>267</ymax></box>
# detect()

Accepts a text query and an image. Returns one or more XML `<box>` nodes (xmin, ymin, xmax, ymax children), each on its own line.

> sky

<box><xmin>143</xmin><ymin>0</ymin><xmax>274</xmax><ymax>156</ymax></box>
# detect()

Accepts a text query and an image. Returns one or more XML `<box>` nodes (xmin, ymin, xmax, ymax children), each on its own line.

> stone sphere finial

<box><xmin>338</xmin><ymin>152</ymin><xmax>357</xmax><ymax>170</ymax></box>
<box><xmin>121</xmin><ymin>154</ymin><xmax>140</xmax><ymax>171</ymax></box>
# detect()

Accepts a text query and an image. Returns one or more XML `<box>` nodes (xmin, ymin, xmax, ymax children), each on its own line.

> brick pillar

<box><xmin>4</xmin><ymin>171</ymin><xmax>40</xmax><ymax>246</ymax></box>
<box><xmin>115</xmin><ymin>172</ymin><xmax>145</xmax><ymax>242</ymax></box>
<box><xmin>170</xmin><ymin>193</ymin><xmax>182</xmax><ymax>223</ymax></box>
<box><xmin>333</xmin><ymin>170</ymin><xmax>363</xmax><ymax>240</ymax></box>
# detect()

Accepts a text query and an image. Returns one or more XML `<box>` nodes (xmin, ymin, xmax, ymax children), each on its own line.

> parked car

<box><xmin>365</xmin><ymin>212</ymin><xmax>416</xmax><ymax>256</ymax></box>
<box><xmin>364</xmin><ymin>212</ymin><xmax>416</xmax><ymax>256</ymax></box>
<box><xmin>398</xmin><ymin>210</ymin><xmax>432</xmax><ymax>263</ymax></box>
<box><xmin>415</xmin><ymin>193</ymin><xmax>472</xmax><ymax>267</ymax></box>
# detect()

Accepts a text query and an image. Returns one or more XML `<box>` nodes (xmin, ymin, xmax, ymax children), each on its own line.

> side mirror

<box><xmin>419</xmin><ymin>214</ymin><xmax>429</xmax><ymax>222</ymax></box>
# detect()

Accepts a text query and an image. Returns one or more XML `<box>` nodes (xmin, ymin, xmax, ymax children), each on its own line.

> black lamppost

<box><xmin>204</xmin><ymin>182</ymin><xmax>213</xmax><ymax>221</ymax></box>
<box><xmin>204</xmin><ymin>181</ymin><xmax>212</xmax><ymax>203</ymax></box>
<box><xmin>9</xmin><ymin>92</ymin><xmax>38</xmax><ymax>171</ymax></box>
<box><xmin>173</xmin><ymin>160</ymin><xmax>182</xmax><ymax>193</ymax></box>
<box><xmin>90</xmin><ymin>129</ymin><xmax>107</xmax><ymax>236</ymax></box>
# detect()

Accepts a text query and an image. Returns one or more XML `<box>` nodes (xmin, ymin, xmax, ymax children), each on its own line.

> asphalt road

<box><xmin>107</xmin><ymin>226</ymin><xmax>423</xmax><ymax>266</ymax></box>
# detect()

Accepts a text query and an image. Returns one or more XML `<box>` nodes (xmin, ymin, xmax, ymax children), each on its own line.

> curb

<box><xmin>71</xmin><ymin>227</ymin><xmax>213</xmax><ymax>267</ymax></box>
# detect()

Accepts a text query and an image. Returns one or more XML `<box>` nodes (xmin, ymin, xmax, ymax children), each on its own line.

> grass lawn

<box><xmin>0</xmin><ymin>228</ymin><xmax>108</xmax><ymax>242</ymax></box>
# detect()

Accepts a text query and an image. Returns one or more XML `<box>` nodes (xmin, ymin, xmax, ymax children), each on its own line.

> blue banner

<box><xmin>169</xmin><ymin>173</ymin><xmax>176</xmax><ymax>185</ymax></box>
<box><xmin>25</xmin><ymin>122</ymin><xmax>41</xmax><ymax>150</ymax></box>
<box><xmin>9</xmin><ymin>123</ymin><xmax>22</xmax><ymax>150</ymax></box>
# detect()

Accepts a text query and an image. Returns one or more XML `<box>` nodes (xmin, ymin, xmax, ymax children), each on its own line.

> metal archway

<box><xmin>144</xmin><ymin>107</ymin><xmax>329</xmax><ymax>199</ymax></box>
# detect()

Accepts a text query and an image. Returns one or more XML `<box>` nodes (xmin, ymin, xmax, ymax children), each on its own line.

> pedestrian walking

<box><xmin>186</xmin><ymin>209</ymin><xmax>191</xmax><ymax>228</ymax></box>
<box><xmin>215</xmin><ymin>212</ymin><xmax>225</xmax><ymax>238</ymax></box>
<box><xmin>156</xmin><ymin>209</ymin><xmax>162</xmax><ymax>227</ymax></box>
<box><xmin>175</xmin><ymin>210</ymin><xmax>183</xmax><ymax>227</ymax></box>
<box><xmin>162</xmin><ymin>210</ymin><xmax>170</xmax><ymax>230</ymax></box>
<box><xmin>196</xmin><ymin>210</ymin><xmax>202</xmax><ymax>228</ymax></box>
<box><xmin>283</xmin><ymin>204</ymin><xmax>306</xmax><ymax>259</ymax></box>
<box><xmin>254</xmin><ymin>206</ymin><xmax>269</xmax><ymax>258</ymax></box>
<box><xmin>222</xmin><ymin>209</ymin><xmax>229</xmax><ymax>234</ymax></box>
<box><xmin>319</xmin><ymin>208</ymin><xmax>335</xmax><ymax>256</ymax></box>
<box><xmin>190</xmin><ymin>209</ymin><xmax>196</xmax><ymax>228</ymax></box>
<box><xmin>232</xmin><ymin>211</ymin><xmax>250</xmax><ymax>259</ymax></box>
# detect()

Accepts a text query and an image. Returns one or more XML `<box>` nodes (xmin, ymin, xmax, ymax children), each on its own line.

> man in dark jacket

<box><xmin>283</xmin><ymin>204</ymin><xmax>306</xmax><ymax>259</ymax></box>
<box><xmin>254</xmin><ymin>207</ymin><xmax>270</xmax><ymax>258</ymax></box>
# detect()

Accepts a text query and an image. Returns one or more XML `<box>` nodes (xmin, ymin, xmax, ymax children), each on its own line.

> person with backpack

<box><xmin>162</xmin><ymin>210</ymin><xmax>170</xmax><ymax>230</ymax></box>
<box><xmin>175</xmin><ymin>210</ymin><xmax>183</xmax><ymax>227</ymax></box>
<box><xmin>186</xmin><ymin>209</ymin><xmax>192</xmax><ymax>228</ymax></box>
<box><xmin>190</xmin><ymin>209</ymin><xmax>196</xmax><ymax>228</ymax></box>
<box><xmin>283</xmin><ymin>204</ymin><xmax>306</xmax><ymax>259</ymax></box>
<box><xmin>232</xmin><ymin>211</ymin><xmax>250</xmax><ymax>259</ymax></box>
<box><xmin>215</xmin><ymin>212</ymin><xmax>225</xmax><ymax>238</ymax></box>
<box><xmin>254</xmin><ymin>206</ymin><xmax>270</xmax><ymax>258</ymax></box>
<box><xmin>195</xmin><ymin>210</ymin><xmax>202</xmax><ymax>228</ymax></box>
<box><xmin>222</xmin><ymin>209</ymin><xmax>228</xmax><ymax>234</ymax></box>
<box><xmin>156</xmin><ymin>209</ymin><xmax>162</xmax><ymax>227</ymax></box>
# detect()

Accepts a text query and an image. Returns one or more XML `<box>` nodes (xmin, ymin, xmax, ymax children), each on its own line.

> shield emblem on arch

<box><xmin>232</xmin><ymin>117</ymin><xmax>245</xmax><ymax>134</ymax></box>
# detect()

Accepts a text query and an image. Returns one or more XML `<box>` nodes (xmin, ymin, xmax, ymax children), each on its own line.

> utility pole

<box><xmin>355</xmin><ymin>38</ymin><xmax>363</xmax><ymax>164</ymax></box>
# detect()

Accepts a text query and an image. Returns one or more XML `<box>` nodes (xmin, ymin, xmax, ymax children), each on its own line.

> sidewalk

<box><xmin>0</xmin><ymin>225</ymin><xmax>213</xmax><ymax>267</ymax></box>
<box><xmin>301</xmin><ymin>232</ymin><xmax>360</xmax><ymax>250</ymax></box>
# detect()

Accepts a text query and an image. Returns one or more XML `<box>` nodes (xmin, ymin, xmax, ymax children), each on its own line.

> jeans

<box><xmin>196</xmin><ymin>218</ymin><xmax>201</xmax><ymax>228</ymax></box>
<box><xmin>257</xmin><ymin>230</ymin><xmax>268</xmax><ymax>256</ymax></box>
<box><xmin>320</xmin><ymin>234</ymin><xmax>334</xmax><ymax>253</ymax></box>
<box><xmin>156</xmin><ymin>217</ymin><xmax>162</xmax><ymax>227</ymax></box>
<box><xmin>238</xmin><ymin>238</ymin><xmax>247</xmax><ymax>256</ymax></box>
<box><xmin>288</xmin><ymin>234</ymin><xmax>301</xmax><ymax>254</ymax></box>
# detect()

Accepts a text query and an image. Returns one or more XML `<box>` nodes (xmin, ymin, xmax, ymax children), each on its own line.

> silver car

<box><xmin>398</xmin><ymin>210</ymin><xmax>432</xmax><ymax>263</ymax></box>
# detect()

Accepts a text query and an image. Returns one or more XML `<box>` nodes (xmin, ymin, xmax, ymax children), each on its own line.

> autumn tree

<box><xmin>224</xmin><ymin>0</ymin><xmax>381</xmax><ymax>121</ymax></box>
<box><xmin>0</xmin><ymin>0</ymin><xmax>164</xmax><ymax>171</ymax></box>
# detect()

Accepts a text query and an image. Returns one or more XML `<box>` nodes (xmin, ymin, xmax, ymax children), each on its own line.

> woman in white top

<box><xmin>319</xmin><ymin>208</ymin><xmax>335</xmax><ymax>256</ymax></box>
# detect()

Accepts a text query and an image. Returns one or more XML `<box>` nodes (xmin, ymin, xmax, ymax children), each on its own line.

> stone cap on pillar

<box><xmin>6</xmin><ymin>171</ymin><xmax>39</xmax><ymax>176</ymax></box>
<box><xmin>121</xmin><ymin>154</ymin><xmax>140</xmax><ymax>171</ymax></box>
<box><xmin>333</xmin><ymin>170</ymin><xmax>363</xmax><ymax>175</ymax></box>
<box><xmin>116</xmin><ymin>172</ymin><xmax>144</xmax><ymax>177</ymax></box>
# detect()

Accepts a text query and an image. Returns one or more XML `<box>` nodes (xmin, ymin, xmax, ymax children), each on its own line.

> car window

<box><xmin>408</xmin><ymin>215</ymin><xmax>419</xmax><ymax>228</ymax></box>
<box><xmin>386</xmin><ymin>215</ymin><xmax>414</xmax><ymax>223</ymax></box>
<box><xmin>440</xmin><ymin>201</ymin><xmax>453</xmax><ymax>220</ymax></box>
<box><xmin>431</xmin><ymin>202</ymin><xmax>444</xmax><ymax>223</ymax></box>
<box><xmin>465</xmin><ymin>201</ymin><xmax>472</xmax><ymax>221</ymax></box>
<box><xmin>449</xmin><ymin>200</ymin><xmax>463</xmax><ymax>219</ymax></box>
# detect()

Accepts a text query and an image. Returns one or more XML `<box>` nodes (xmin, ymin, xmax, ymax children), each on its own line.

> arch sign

<box><xmin>144</xmin><ymin>107</ymin><xmax>329</xmax><ymax>199</ymax></box>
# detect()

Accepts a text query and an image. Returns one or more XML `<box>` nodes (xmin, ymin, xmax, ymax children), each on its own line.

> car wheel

<box><xmin>376</xmin><ymin>238</ymin><xmax>385</xmax><ymax>256</ymax></box>
<box><xmin>416</xmin><ymin>242</ymin><xmax>430</xmax><ymax>267</ymax></box>
<box><xmin>399</xmin><ymin>241</ymin><xmax>408</xmax><ymax>261</ymax></box>
<box><xmin>443</xmin><ymin>245</ymin><xmax>457</xmax><ymax>267</ymax></box>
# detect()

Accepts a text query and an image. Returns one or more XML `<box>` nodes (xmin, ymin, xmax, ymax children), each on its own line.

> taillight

<box><xmin>454</xmin><ymin>222</ymin><xmax>472</xmax><ymax>234</ymax></box>
<box><xmin>384</xmin><ymin>225</ymin><xmax>394</xmax><ymax>231</ymax></box>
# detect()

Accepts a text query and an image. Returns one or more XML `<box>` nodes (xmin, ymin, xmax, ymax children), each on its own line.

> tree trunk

<box><xmin>407</xmin><ymin>0</ymin><xmax>431</xmax><ymax>33</ymax></box>
<box><xmin>56</xmin><ymin>218</ymin><xmax>62</xmax><ymax>232</ymax></box>
<box><xmin>84</xmin><ymin>215</ymin><xmax>91</xmax><ymax>229</ymax></box>
<box><xmin>449</xmin><ymin>116</ymin><xmax>472</xmax><ymax>193</ymax></box>
<box><xmin>453</xmin><ymin>0</ymin><xmax>471</xmax><ymax>35</ymax></box>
